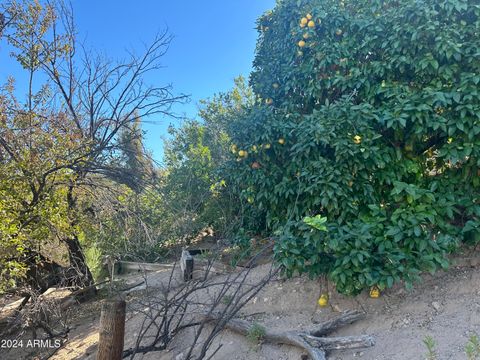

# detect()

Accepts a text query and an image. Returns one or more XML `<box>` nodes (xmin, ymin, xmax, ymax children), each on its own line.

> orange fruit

<box><xmin>353</xmin><ymin>135</ymin><xmax>362</xmax><ymax>144</ymax></box>
<box><xmin>306</xmin><ymin>13</ymin><xmax>313</xmax><ymax>20</ymax></box>
<box><xmin>300</xmin><ymin>17</ymin><xmax>308</xmax><ymax>26</ymax></box>
<box><xmin>278</xmin><ymin>138</ymin><xmax>285</xmax><ymax>145</ymax></box>
<box><xmin>238</xmin><ymin>150</ymin><xmax>248</xmax><ymax>157</ymax></box>
<box><xmin>307</xmin><ymin>20</ymin><xmax>315</xmax><ymax>28</ymax></box>
<box><xmin>298</xmin><ymin>40</ymin><xmax>306</xmax><ymax>47</ymax></box>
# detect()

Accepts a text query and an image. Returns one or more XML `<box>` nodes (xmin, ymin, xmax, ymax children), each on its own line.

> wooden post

<box><xmin>180</xmin><ymin>250</ymin><xmax>194</xmax><ymax>281</ymax></box>
<box><xmin>96</xmin><ymin>299</ymin><xmax>126</xmax><ymax>360</ymax></box>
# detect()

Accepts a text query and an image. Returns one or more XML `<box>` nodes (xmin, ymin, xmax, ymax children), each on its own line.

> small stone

<box><xmin>431</xmin><ymin>301</ymin><xmax>441</xmax><ymax>312</ymax></box>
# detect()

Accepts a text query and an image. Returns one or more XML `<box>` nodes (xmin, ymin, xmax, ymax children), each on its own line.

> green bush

<box><xmin>225</xmin><ymin>0</ymin><xmax>480</xmax><ymax>294</ymax></box>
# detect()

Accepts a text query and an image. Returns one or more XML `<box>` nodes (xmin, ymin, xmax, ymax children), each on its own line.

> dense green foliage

<box><xmin>224</xmin><ymin>0</ymin><xmax>480</xmax><ymax>294</ymax></box>
<box><xmin>1</xmin><ymin>0</ymin><xmax>479</xmax><ymax>298</ymax></box>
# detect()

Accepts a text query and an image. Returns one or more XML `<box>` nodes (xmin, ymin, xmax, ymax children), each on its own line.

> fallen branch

<box><xmin>202</xmin><ymin>310</ymin><xmax>374</xmax><ymax>360</ymax></box>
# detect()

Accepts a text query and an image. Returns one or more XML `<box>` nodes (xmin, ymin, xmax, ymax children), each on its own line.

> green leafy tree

<box><xmin>226</xmin><ymin>0</ymin><xmax>480</xmax><ymax>294</ymax></box>
<box><xmin>163</xmin><ymin>76</ymin><xmax>254</xmax><ymax>241</ymax></box>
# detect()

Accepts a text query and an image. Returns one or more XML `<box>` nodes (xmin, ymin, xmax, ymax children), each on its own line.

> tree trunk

<box><xmin>64</xmin><ymin>183</ymin><xmax>95</xmax><ymax>288</ymax></box>
<box><xmin>64</xmin><ymin>234</ymin><xmax>95</xmax><ymax>288</ymax></box>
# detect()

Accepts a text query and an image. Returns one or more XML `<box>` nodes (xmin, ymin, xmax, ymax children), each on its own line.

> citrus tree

<box><xmin>226</xmin><ymin>0</ymin><xmax>480</xmax><ymax>294</ymax></box>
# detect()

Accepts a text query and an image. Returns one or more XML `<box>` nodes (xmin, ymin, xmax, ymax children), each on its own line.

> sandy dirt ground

<box><xmin>1</xmin><ymin>251</ymin><xmax>479</xmax><ymax>360</ymax></box>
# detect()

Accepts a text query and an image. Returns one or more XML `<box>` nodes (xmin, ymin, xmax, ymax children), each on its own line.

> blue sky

<box><xmin>1</xmin><ymin>0</ymin><xmax>275</xmax><ymax>161</ymax></box>
<box><xmin>74</xmin><ymin>0</ymin><xmax>275</xmax><ymax>161</ymax></box>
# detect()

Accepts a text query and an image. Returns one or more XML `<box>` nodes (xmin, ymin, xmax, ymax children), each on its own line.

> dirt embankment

<box><xmin>2</xmin><ymin>252</ymin><xmax>480</xmax><ymax>360</ymax></box>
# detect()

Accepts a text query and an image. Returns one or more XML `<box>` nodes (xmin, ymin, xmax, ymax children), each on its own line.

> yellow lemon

<box><xmin>264</xmin><ymin>143</ymin><xmax>271</xmax><ymax>149</ymax></box>
<box><xmin>353</xmin><ymin>135</ymin><xmax>362</xmax><ymax>144</ymax></box>
<box><xmin>306</xmin><ymin>13</ymin><xmax>313</xmax><ymax>20</ymax></box>
<box><xmin>318</xmin><ymin>294</ymin><xmax>329</xmax><ymax>307</ymax></box>
<box><xmin>251</xmin><ymin>145</ymin><xmax>258</xmax><ymax>151</ymax></box>
<box><xmin>238</xmin><ymin>150</ymin><xmax>248</xmax><ymax>157</ymax></box>
<box><xmin>300</xmin><ymin>17</ymin><xmax>308</xmax><ymax>26</ymax></box>
<box><xmin>298</xmin><ymin>40</ymin><xmax>306</xmax><ymax>47</ymax></box>
<box><xmin>307</xmin><ymin>20</ymin><xmax>315</xmax><ymax>28</ymax></box>
<box><xmin>230</xmin><ymin>144</ymin><xmax>238</xmax><ymax>154</ymax></box>
<box><xmin>369</xmin><ymin>286</ymin><xmax>380</xmax><ymax>298</ymax></box>
<box><xmin>278</xmin><ymin>138</ymin><xmax>285</xmax><ymax>145</ymax></box>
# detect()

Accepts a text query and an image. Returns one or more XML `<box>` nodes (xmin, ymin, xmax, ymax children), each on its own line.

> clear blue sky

<box><xmin>74</xmin><ymin>0</ymin><xmax>275</xmax><ymax>161</ymax></box>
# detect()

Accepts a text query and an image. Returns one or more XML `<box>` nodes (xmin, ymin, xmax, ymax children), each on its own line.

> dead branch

<box><xmin>202</xmin><ymin>310</ymin><xmax>374</xmax><ymax>360</ymax></box>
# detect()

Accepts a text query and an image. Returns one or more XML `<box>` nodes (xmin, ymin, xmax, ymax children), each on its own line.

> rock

<box><xmin>431</xmin><ymin>301</ymin><xmax>441</xmax><ymax>312</ymax></box>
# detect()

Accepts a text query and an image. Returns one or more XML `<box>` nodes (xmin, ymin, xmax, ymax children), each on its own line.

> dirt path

<box><xmin>6</xmin><ymin>253</ymin><xmax>478</xmax><ymax>360</ymax></box>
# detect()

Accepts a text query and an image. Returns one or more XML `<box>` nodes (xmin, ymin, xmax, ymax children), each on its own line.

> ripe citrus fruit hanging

<box><xmin>251</xmin><ymin>161</ymin><xmax>261</xmax><ymax>169</ymax></box>
<box><xmin>298</xmin><ymin>40</ymin><xmax>306</xmax><ymax>47</ymax></box>
<box><xmin>353</xmin><ymin>135</ymin><xmax>362</xmax><ymax>144</ymax></box>
<box><xmin>300</xmin><ymin>17</ymin><xmax>308</xmax><ymax>26</ymax></box>
<box><xmin>238</xmin><ymin>150</ymin><xmax>247</xmax><ymax>157</ymax></box>
<box><xmin>278</xmin><ymin>138</ymin><xmax>285</xmax><ymax>145</ymax></box>
<box><xmin>308</xmin><ymin>20</ymin><xmax>315</xmax><ymax>28</ymax></box>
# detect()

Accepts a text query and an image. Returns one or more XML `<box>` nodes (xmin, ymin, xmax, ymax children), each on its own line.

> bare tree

<box><xmin>123</xmin><ymin>247</ymin><xmax>279</xmax><ymax>359</ymax></box>
<box><xmin>0</xmin><ymin>0</ymin><xmax>187</xmax><ymax>291</ymax></box>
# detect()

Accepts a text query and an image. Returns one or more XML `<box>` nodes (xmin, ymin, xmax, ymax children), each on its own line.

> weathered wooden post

<box><xmin>180</xmin><ymin>249</ymin><xmax>194</xmax><ymax>281</ymax></box>
<box><xmin>96</xmin><ymin>299</ymin><xmax>126</xmax><ymax>360</ymax></box>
